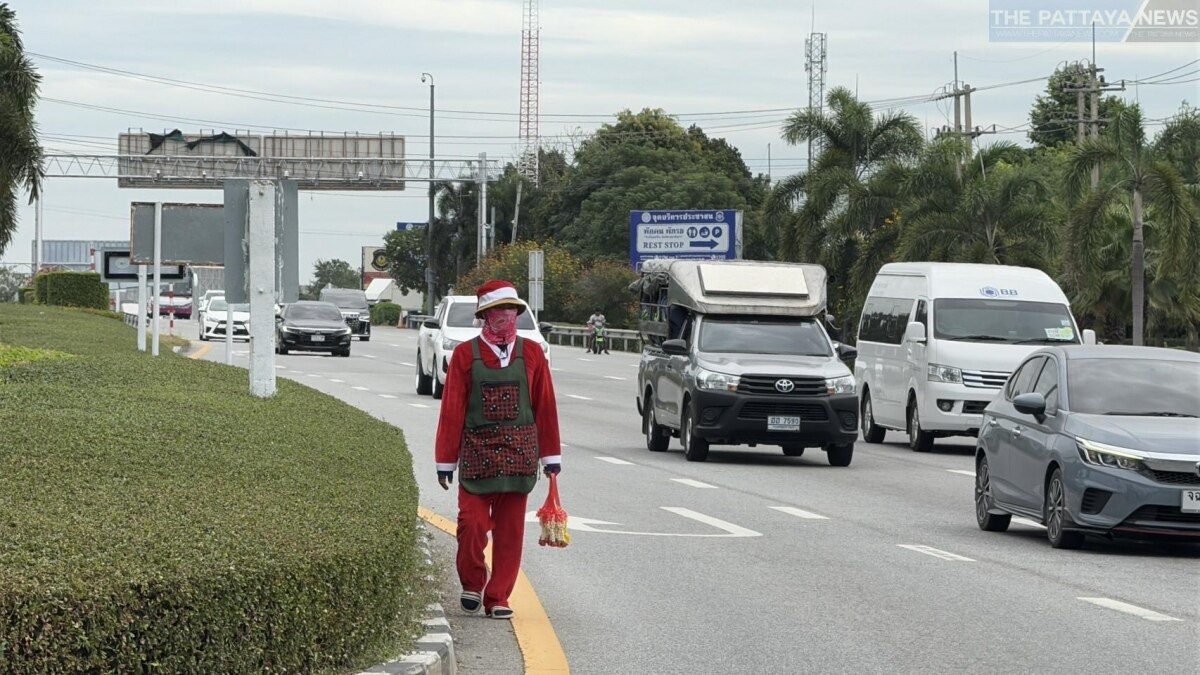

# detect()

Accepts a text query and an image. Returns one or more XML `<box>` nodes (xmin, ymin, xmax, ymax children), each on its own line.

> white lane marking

<box><xmin>566</xmin><ymin>394</ymin><xmax>594</xmax><ymax>401</ymax></box>
<box><xmin>409</xmin><ymin>403</ymin><xmax>431</xmax><ymax>409</ymax></box>
<box><xmin>896</xmin><ymin>545</ymin><xmax>975</xmax><ymax>562</ymax></box>
<box><xmin>577</xmin><ymin>358</ymin><xmax>594</xmax><ymax>362</ymax></box>
<box><xmin>389</xmin><ymin>343</ymin><xmax>402</xmax><ymax>348</ymax></box>
<box><xmin>362</xmin><ymin>354</ymin><xmax>376</xmax><ymax>359</ymax></box>
<box><xmin>306</xmin><ymin>374</ymin><xmax>322</xmax><ymax>378</ymax></box>
<box><xmin>352</xmin><ymin>386</ymin><xmax>370</xmax><ymax>391</ymax></box>
<box><xmin>1077</xmin><ymin>598</ymin><xmax>1182</xmax><ymax>622</ymax></box>
<box><xmin>770</xmin><ymin>506</ymin><xmax>830</xmax><ymax>520</ymax></box>
<box><xmin>329</xmin><ymin>379</ymin><xmax>345</xmax><ymax>383</ymax></box>
<box><xmin>1013</xmin><ymin>516</ymin><xmax>1044</xmax><ymax>528</ymax></box>
<box><xmin>401</xmin><ymin>362</ymin><xmax>415</xmax><ymax>367</ymax></box>
<box><xmin>604</xmin><ymin>376</ymin><xmax>627</xmax><ymax>381</ymax></box>
<box><xmin>947</xmin><ymin>469</ymin><xmax>976</xmax><ymax>477</ymax></box>
<box><xmin>595</xmin><ymin>456</ymin><xmax>634</xmax><ymax>465</ymax></box>
<box><xmin>561</xmin><ymin>443</ymin><xmax>570</xmax><ymax>448</ymax></box>
<box><xmin>379</xmin><ymin>394</ymin><xmax>398</xmax><ymax>399</ymax></box>
<box><xmin>274</xmin><ymin>365</ymin><xmax>286</xmax><ymax>369</ymax></box>
<box><xmin>671</xmin><ymin>478</ymin><xmax>717</xmax><ymax>489</ymax></box>
<box><xmin>662</xmin><ymin>507</ymin><xmax>762</xmax><ymax>538</ymax></box>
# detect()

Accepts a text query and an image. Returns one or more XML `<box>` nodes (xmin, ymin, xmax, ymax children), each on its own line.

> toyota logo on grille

<box><xmin>775</xmin><ymin>379</ymin><xmax>795</xmax><ymax>393</ymax></box>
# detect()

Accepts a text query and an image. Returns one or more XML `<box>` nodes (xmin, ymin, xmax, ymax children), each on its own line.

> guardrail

<box><xmin>545</xmin><ymin>324</ymin><xmax>641</xmax><ymax>353</ymax></box>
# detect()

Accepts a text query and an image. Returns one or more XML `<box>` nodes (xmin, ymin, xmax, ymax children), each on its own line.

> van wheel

<box><xmin>644</xmin><ymin>394</ymin><xmax>670</xmax><ymax>452</ymax></box>
<box><xmin>825</xmin><ymin>443</ymin><xmax>854</xmax><ymax>467</ymax></box>
<box><xmin>975</xmin><ymin>455</ymin><xmax>1011</xmax><ymax>532</ymax></box>
<box><xmin>415</xmin><ymin>353</ymin><xmax>433</xmax><ymax>395</ymax></box>
<box><xmin>681</xmin><ymin>406</ymin><xmax>709</xmax><ymax>462</ymax></box>
<box><xmin>860</xmin><ymin>392</ymin><xmax>886</xmax><ymax>443</ymax></box>
<box><xmin>781</xmin><ymin>444</ymin><xmax>805</xmax><ymax>457</ymax></box>
<box><xmin>908</xmin><ymin>401</ymin><xmax>934</xmax><ymax>452</ymax></box>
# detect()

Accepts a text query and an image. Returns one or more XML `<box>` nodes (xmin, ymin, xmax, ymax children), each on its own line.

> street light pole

<box><xmin>421</xmin><ymin>73</ymin><xmax>435</xmax><ymax>315</ymax></box>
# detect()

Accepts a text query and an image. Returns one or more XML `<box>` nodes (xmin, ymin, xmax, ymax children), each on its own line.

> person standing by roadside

<box><xmin>435</xmin><ymin>280</ymin><xmax>562</xmax><ymax>619</ymax></box>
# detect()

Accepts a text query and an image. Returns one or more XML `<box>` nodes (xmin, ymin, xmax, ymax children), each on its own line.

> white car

<box><xmin>416</xmin><ymin>295</ymin><xmax>552</xmax><ymax>399</ymax></box>
<box><xmin>199</xmin><ymin>297</ymin><xmax>250</xmax><ymax>341</ymax></box>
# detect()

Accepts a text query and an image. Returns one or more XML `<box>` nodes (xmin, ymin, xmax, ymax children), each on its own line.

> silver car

<box><xmin>975</xmin><ymin>345</ymin><xmax>1200</xmax><ymax>548</ymax></box>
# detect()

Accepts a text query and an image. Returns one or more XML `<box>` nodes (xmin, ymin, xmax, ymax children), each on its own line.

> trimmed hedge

<box><xmin>33</xmin><ymin>272</ymin><xmax>108</xmax><ymax>309</ymax></box>
<box><xmin>370</xmin><ymin>301</ymin><xmax>402</xmax><ymax>326</ymax></box>
<box><xmin>0</xmin><ymin>305</ymin><xmax>428</xmax><ymax>673</ymax></box>
<box><xmin>19</xmin><ymin>287</ymin><xmax>34</xmax><ymax>304</ymax></box>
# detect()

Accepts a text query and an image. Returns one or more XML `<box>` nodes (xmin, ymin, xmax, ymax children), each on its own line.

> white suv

<box><xmin>416</xmin><ymin>295</ymin><xmax>552</xmax><ymax>399</ymax></box>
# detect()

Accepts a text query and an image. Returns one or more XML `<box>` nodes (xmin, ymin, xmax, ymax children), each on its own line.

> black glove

<box><xmin>543</xmin><ymin>463</ymin><xmax>561</xmax><ymax>477</ymax></box>
<box><xmin>438</xmin><ymin>470</ymin><xmax>454</xmax><ymax>490</ymax></box>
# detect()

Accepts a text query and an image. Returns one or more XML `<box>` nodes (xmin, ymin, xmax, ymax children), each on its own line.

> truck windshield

<box><xmin>933</xmin><ymin>299</ymin><xmax>1079</xmax><ymax>344</ymax></box>
<box><xmin>446</xmin><ymin>302</ymin><xmax>536</xmax><ymax>329</ymax></box>
<box><xmin>698</xmin><ymin>317</ymin><xmax>832</xmax><ymax>356</ymax></box>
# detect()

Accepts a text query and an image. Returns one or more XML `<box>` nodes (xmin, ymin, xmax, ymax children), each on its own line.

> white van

<box><xmin>854</xmin><ymin>263</ymin><xmax>1094</xmax><ymax>451</ymax></box>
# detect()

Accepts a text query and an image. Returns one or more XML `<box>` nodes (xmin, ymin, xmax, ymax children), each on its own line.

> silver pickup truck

<box><xmin>632</xmin><ymin>260</ymin><xmax>859</xmax><ymax>466</ymax></box>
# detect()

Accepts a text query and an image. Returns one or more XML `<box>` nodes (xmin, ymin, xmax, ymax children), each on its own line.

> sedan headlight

<box><xmin>825</xmin><ymin>375</ymin><xmax>856</xmax><ymax>395</ymax></box>
<box><xmin>695</xmin><ymin>367</ymin><xmax>740</xmax><ymax>392</ymax></box>
<box><xmin>442</xmin><ymin>337</ymin><xmax>462</xmax><ymax>351</ymax></box>
<box><xmin>280</xmin><ymin>326</ymin><xmax>296</xmax><ymax>333</ymax></box>
<box><xmin>928</xmin><ymin>364</ymin><xmax>963</xmax><ymax>383</ymax></box>
<box><xmin>1076</xmin><ymin>438</ymin><xmax>1145</xmax><ymax>471</ymax></box>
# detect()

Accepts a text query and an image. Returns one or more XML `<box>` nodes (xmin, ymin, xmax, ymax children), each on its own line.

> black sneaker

<box><xmin>460</xmin><ymin>591</ymin><xmax>482</xmax><ymax>614</ymax></box>
<box><xmin>488</xmin><ymin>605</ymin><xmax>514</xmax><ymax>620</ymax></box>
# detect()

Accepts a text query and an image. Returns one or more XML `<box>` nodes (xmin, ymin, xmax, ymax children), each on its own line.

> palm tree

<box><xmin>0</xmin><ymin>3</ymin><xmax>44</xmax><ymax>256</ymax></box>
<box><xmin>1066</xmin><ymin>104</ymin><xmax>1199</xmax><ymax>345</ymax></box>
<box><xmin>897</xmin><ymin>139</ymin><xmax>1060</xmax><ymax>268</ymax></box>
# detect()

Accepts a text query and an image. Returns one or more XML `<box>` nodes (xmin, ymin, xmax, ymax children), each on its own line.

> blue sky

<box><xmin>6</xmin><ymin>0</ymin><xmax>1197</xmax><ymax>281</ymax></box>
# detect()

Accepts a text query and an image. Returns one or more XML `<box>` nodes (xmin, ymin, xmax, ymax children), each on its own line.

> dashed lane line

<box><xmin>1077</xmin><ymin>598</ymin><xmax>1182</xmax><ymax>622</ymax></box>
<box><xmin>604</xmin><ymin>376</ymin><xmax>627</xmax><ymax>381</ymax></box>
<box><xmin>770</xmin><ymin>506</ymin><xmax>830</xmax><ymax>520</ymax></box>
<box><xmin>401</xmin><ymin>362</ymin><xmax>415</xmax><ymax>367</ymax></box>
<box><xmin>362</xmin><ymin>354</ymin><xmax>376</xmax><ymax>359</ymax></box>
<box><xmin>1013</xmin><ymin>517</ymin><xmax>1044</xmax><ymax>528</ymax></box>
<box><xmin>896</xmin><ymin>545</ymin><xmax>975</xmax><ymax>562</ymax></box>
<box><xmin>595</xmin><ymin>456</ymin><xmax>634</xmax><ymax>465</ymax></box>
<box><xmin>306</xmin><ymin>374</ymin><xmax>322</xmax><ymax>378</ymax></box>
<box><xmin>379</xmin><ymin>394</ymin><xmax>398</xmax><ymax>399</ymax></box>
<box><xmin>329</xmin><ymin>378</ymin><xmax>345</xmax><ymax>383</ymax></box>
<box><xmin>947</xmin><ymin>469</ymin><xmax>976</xmax><ymax>477</ymax></box>
<box><xmin>671</xmin><ymin>478</ymin><xmax>717</xmax><ymax>489</ymax></box>
<box><xmin>409</xmin><ymin>403</ymin><xmax>431</xmax><ymax>409</ymax></box>
<box><xmin>274</xmin><ymin>365</ymin><xmax>286</xmax><ymax>369</ymax></box>
<box><xmin>566</xmin><ymin>394</ymin><xmax>593</xmax><ymax>401</ymax></box>
<box><xmin>389</xmin><ymin>343</ymin><xmax>402</xmax><ymax>348</ymax></box>
<box><xmin>352</xmin><ymin>386</ymin><xmax>370</xmax><ymax>391</ymax></box>
<box><xmin>661</xmin><ymin>508</ymin><xmax>763</xmax><ymax>538</ymax></box>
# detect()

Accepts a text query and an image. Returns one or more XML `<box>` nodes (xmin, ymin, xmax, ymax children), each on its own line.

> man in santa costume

<box><xmin>435</xmin><ymin>280</ymin><xmax>562</xmax><ymax>620</ymax></box>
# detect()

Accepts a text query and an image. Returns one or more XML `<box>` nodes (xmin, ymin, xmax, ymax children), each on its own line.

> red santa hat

<box><xmin>475</xmin><ymin>279</ymin><xmax>528</xmax><ymax>317</ymax></box>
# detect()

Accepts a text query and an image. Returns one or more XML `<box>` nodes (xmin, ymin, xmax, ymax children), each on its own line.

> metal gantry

<box><xmin>804</xmin><ymin>31</ymin><xmax>827</xmax><ymax>165</ymax></box>
<box><xmin>518</xmin><ymin>0</ymin><xmax>540</xmax><ymax>184</ymax></box>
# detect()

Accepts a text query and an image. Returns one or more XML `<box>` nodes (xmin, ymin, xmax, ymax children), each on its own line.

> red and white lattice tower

<box><xmin>518</xmin><ymin>0</ymin><xmax>540</xmax><ymax>184</ymax></box>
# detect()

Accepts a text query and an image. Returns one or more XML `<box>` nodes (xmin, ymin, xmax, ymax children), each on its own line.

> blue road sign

<box><xmin>396</xmin><ymin>221</ymin><xmax>428</xmax><ymax>231</ymax></box>
<box><xmin>629</xmin><ymin>210</ymin><xmax>741</xmax><ymax>269</ymax></box>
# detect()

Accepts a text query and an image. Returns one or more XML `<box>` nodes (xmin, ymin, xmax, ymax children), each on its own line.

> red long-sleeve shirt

<box><xmin>434</xmin><ymin>337</ymin><xmax>562</xmax><ymax>471</ymax></box>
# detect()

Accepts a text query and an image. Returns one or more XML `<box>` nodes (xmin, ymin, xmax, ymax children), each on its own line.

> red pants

<box><xmin>457</xmin><ymin>487</ymin><xmax>528</xmax><ymax>610</ymax></box>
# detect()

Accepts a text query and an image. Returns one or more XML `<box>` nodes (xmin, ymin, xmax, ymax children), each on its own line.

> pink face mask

<box><xmin>481</xmin><ymin>308</ymin><xmax>519</xmax><ymax>345</ymax></box>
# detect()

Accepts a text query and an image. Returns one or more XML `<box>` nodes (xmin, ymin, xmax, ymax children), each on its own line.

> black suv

<box><xmin>319</xmin><ymin>288</ymin><xmax>372</xmax><ymax>341</ymax></box>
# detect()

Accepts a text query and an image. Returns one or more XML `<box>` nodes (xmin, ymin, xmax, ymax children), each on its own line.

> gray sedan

<box><xmin>975</xmin><ymin>345</ymin><xmax>1200</xmax><ymax>548</ymax></box>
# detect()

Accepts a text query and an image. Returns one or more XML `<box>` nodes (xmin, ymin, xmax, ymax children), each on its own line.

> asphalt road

<box><xmin>192</xmin><ymin>323</ymin><xmax>1200</xmax><ymax>674</ymax></box>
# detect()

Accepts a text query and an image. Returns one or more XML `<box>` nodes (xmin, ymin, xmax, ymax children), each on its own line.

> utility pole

<box><xmin>33</xmin><ymin>192</ymin><xmax>42</xmax><ymax>274</ymax></box>
<box><xmin>1063</xmin><ymin>60</ymin><xmax>1125</xmax><ymax>188</ymax></box>
<box><xmin>511</xmin><ymin>180</ymin><xmax>523</xmax><ymax>244</ymax></box>
<box><xmin>421</xmin><ymin>73</ymin><xmax>435</xmax><ymax>315</ymax></box>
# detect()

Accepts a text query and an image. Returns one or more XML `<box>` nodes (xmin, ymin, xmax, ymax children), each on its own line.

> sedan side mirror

<box><xmin>422</xmin><ymin>318</ymin><xmax>439</xmax><ymax>330</ymax></box>
<box><xmin>836</xmin><ymin>343</ymin><xmax>858</xmax><ymax>363</ymax></box>
<box><xmin>1012</xmin><ymin>392</ymin><xmax>1047</xmax><ymax>422</ymax></box>
<box><xmin>906</xmin><ymin>321</ymin><xmax>927</xmax><ymax>344</ymax></box>
<box><xmin>661</xmin><ymin>338</ymin><xmax>688</xmax><ymax>356</ymax></box>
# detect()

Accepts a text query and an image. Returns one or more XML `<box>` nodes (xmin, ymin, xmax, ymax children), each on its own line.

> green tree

<box><xmin>1027</xmin><ymin>64</ymin><xmax>1122</xmax><ymax>149</ymax></box>
<box><xmin>541</xmin><ymin>109</ymin><xmax>768</xmax><ymax>261</ymax></box>
<box><xmin>0</xmin><ymin>4</ymin><xmax>43</xmax><ymax>255</ymax></box>
<box><xmin>454</xmin><ymin>241</ymin><xmax>582</xmax><ymax>323</ymax></box>
<box><xmin>382</xmin><ymin>228</ymin><xmax>427</xmax><ymax>294</ymax></box>
<box><xmin>896</xmin><ymin>139</ymin><xmax>1060</xmax><ymax>268</ymax></box>
<box><xmin>566</xmin><ymin>260</ymin><xmax>638</xmax><ymax>328</ymax></box>
<box><xmin>0</xmin><ymin>264</ymin><xmax>28</xmax><ymax>301</ymax></box>
<box><xmin>1065</xmin><ymin>104</ymin><xmax>1200</xmax><ymax>345</ymax></box>
<box><xmin>308</xmin><ymin>258</ymin><xmax>360</xmax><ymax>297</ymax></box>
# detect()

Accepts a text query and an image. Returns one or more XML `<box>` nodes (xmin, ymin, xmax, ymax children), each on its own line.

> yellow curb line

<box><xmin>188</xmin><ymin>342</ymin><xmax>212</xmax><ymax>360</ymax></box>
<box><xmin>418</xmin><ymin>506</ymin><xmax>570</xmax><ymax>674</ymax></box>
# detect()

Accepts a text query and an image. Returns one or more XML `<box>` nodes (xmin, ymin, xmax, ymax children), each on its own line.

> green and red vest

<box><xmin>459</xmin><ymin>337</ymin><xmax>540</xmax><ymax>495</ymax></box>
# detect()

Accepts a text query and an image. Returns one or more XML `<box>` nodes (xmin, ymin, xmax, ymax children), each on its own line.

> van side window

<box><xmin>858</xmin><ymin>296</ymin><xmax>911</xmax><ymax>345</ymax></box>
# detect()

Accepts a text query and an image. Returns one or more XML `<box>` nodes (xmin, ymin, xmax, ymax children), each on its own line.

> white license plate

<box><xmin>768</xmin><ymin>415</ymin><xmax>801</xmax><ymax>432</ymax></box>
<box><xmin>311</xmin><ymin>334</ymin><xmax>325</xmax><ymax>343</ymax></box>
<box><xmin>1183</xmin><ymin>489</ymin><xmax>1200</xmax><ymax>514</ymax></box>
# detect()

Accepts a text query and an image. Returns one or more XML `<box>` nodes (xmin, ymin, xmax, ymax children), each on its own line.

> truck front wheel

<box><xmin>825</xmin><ymin>442</ymin><xmax>854</xmax><ymax>467</ymax></box>
<box><xmin>682</xmin><ymin>406</ymin><xmax>710</xmax><ymax>462</ymax></box>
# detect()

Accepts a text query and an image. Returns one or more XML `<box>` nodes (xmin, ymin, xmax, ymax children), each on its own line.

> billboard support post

<box><xmin>247</xmin><ymin>181</ymin><xmax>277</xmax><ymax>398</ymax></box>
<box><xmin>151</xmin><ymin>203</ymin><xmax>162</xmax><ymax>357</ymax></box>
<box><xmin>136</xmin><ymin>264</ymin><xmax>147</xmax><ymax>351</ymax></box>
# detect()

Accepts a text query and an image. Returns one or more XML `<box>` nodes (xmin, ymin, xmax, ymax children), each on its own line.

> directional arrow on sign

<box><xmin>689</xmin><ymin>240</ymin><xmax>719</xmax><ymax>249</ymax></box>
<box><xmin>525</xmin><ymin>507</ymin><xmax>762</xmax><ymax>538</ymax></box>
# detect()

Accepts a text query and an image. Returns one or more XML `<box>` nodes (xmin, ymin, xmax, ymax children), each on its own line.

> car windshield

<box><xmin>287</xmin><ymin>304</ymin><xmax>344</xmax><ymax>321</ymax></box>
<box><xmin>1068</xmin><ymin>358</ymin><xmax>1200</xmax><ymax>417</ymax></box>
<box><xmin>933</xmin><ymin>299</ymin><xmax>1079</xmax><ymax>344</ymax></box>
<box><xmin>230</xmin><ymin>303</ymin><xmax>249</xmax><ymax>312</ymax></box>
<box><xmin>698</xmin><ymin>317</ymin><xmax>831</xmax><ymax>356</ymax></box>
<box><xmin>321</xmin><ymin>292</ymin><xmax>368</xmax><ymax>310</ymax></box>
<box><xmin>208</xmin><ymin>298</ymin><xmax>228</xmax><ymax>312</ymax></box>
<box><xmin>446</xmin><ymin>302</ymin><xmax>535</xmax><ymax>329</ymax></box>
